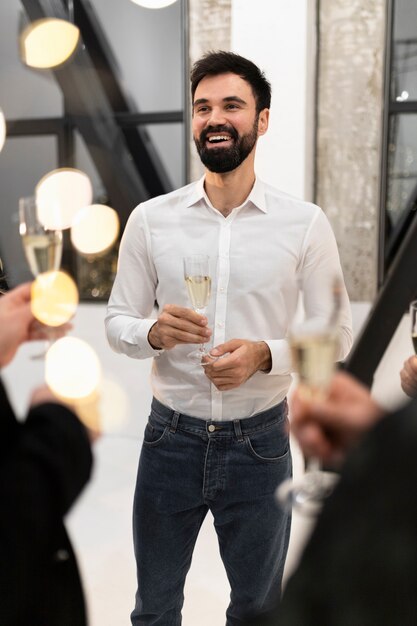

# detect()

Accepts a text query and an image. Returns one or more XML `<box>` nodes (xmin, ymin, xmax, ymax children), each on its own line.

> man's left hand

<box><xmin>203</xmin><ymin>339</ymin><xmax>271</xmax><ymax>391</ymax></box>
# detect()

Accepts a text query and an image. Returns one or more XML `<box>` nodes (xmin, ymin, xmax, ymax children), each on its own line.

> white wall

<box><xmin>231</xmin><ymin>0</ymin><xmax>316</xmax><ymax>201</ymax></box>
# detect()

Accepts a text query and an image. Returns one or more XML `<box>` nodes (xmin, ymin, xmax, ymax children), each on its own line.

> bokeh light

<box><xmin>20</xmin><ymin>18</ymin><xmax>80</xmax><ymax>69</ymax></box>
<box><xmin>0</xmin><ymin>109</ymin><xmax>6</xmax><ymax>152</ymax></box>
<box><xmin>45</xmin><ymin>336</ymin><xmax>102</xmax><ymax>400</ymax></box>
<box><xmin>130</xmin><ymin>0</ymin><xmax>178</xmax><ymax>8</ymax></box>
<box><xmin>31</xmin><ymin>270</ymin><xmax>79</xmax><ymax>327</ymax></box>
<box><xmin>36</xmin><ymin>168</ymin><xmax>93</xmax><ymax>230</ymax></box>
<box><xmin>71</xmin><ymin>204</ymin><xmax>119</xmax><ymax>256</ymax></box>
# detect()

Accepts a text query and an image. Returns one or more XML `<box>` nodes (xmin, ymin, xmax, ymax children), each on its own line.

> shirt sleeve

<box><xmin>297</xmin><ymin>209</ymin><xmax>353</xmax><ymax>360</ymax></box>
<box><xmin>265</xmin><ymin>208</ymin><xmax>353</xmax><ymax>376</ymax></box>
<box><xmin>105</xmin><ymin>206</ymin><xmax>164</xmax><ymax>360</ymax></box>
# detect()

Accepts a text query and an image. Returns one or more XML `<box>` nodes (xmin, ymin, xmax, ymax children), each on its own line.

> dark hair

<box><xmin>190</xmin><ymin>50</ymin><xmax>271</xmax><ymax>113</ymax></box>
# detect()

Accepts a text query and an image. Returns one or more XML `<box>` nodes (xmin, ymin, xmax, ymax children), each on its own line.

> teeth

<box><xmin>208</xmin><ymin>135</ymin><xmax>230</xmax><ymax>142</ymax></box>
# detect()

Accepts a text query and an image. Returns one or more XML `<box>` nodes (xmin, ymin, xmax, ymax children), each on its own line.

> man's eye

<box><xmin>197</xmin><ymin>107</ymin><xmax>209</xmax><ymax>113</ymax></box>
<box><xmin>226</xmin><ymin>104</ymin><xmax>239</xmax><ymax>110</ymax></box>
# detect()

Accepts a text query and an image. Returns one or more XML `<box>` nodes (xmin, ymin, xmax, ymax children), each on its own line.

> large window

<box><xmin>380</xmin><ymin>0</ymin><xmax>417</xmax><ymax>284</ymax></box>
<box><xmin>0</xmin><ymin>0</ymin><xmax>188</xmax><ymax>298</ymax></box>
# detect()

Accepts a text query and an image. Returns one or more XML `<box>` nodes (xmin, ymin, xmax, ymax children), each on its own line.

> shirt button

<box><xmin>208</xmin><ymin>424</ymin><xmax>216</xmax><ymax>433</ymax></box>
<box><xmin>217</xmin><ymin>321</ymin><xmax>224</xmax><ymax>328</ymax></box>
<box><xmin>219</xmin><ymin>287</ymin><xmax>225</xmax><ymax>293</ymax></box>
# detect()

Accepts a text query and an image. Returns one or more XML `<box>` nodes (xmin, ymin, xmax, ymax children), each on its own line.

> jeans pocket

<box><xmin>245</xmin><ymin>419</ymin><xmax>290</xmax><ymax>462</ymax></box>
<box><xmin>143</xmin><ymin>419</ymin><xmax>169</xmax><ymax>447</ymax></box>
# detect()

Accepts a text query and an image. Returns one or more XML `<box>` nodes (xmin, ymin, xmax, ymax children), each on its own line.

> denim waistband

<box><xmin>150</xmin><ymin>397</ymin><xmax>288</xmax><ymax>439</ymax></box>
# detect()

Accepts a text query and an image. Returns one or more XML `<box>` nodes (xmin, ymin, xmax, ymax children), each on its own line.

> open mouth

<box><xmin>205</xmin><ymin>134</ymin><xmax>233</xmax><ymax>148</ymax></box>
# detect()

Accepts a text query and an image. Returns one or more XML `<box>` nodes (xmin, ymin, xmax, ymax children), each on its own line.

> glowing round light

<box><xmin>0</xmin><ymin>109</ymin><xmax>6</xmax><ymax>153</ymax></box>
<box><xmin>130</xmin><ymin>0</ymin><xmax>178</xmax><ymax>8</ymax></box>
<box><xmin>45</xmin><ymin>336</ymin><xmax>102</xmax><ymax>400</ymax></box>
<box><xmin>70</xmin><ymin>204</ymin><xmax>119</xmax><ymax>256</ymax></box>
<box><xmin>36</xmin><ymin>168</ymin><xmax>93</xmax><ymax>230</ymax></box>
<box><xmin>20</xmin><ymin>18</ymin><xmax>80</xmax><ymax>69</ymax></box>
<box><xmin>31</xmin><ymin>270</ymin><xmax>79</xmax><ymax>327</ymax></box>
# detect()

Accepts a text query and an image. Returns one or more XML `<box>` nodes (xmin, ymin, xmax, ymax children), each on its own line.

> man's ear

<box><xmin>257</xmin><ymin>108</ymin><xmax>269</xmax><ymax>136</ymax></box>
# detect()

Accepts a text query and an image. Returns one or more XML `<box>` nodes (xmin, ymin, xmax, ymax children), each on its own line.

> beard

<box><xmin>194</xmin><ymin>115</ymin><xmax>259</xmax><ymax>173</ymax></box>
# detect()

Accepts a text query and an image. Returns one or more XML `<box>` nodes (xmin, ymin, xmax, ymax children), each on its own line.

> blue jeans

<box><xmin>131</xmin><ymin>398</ymin><xmax>292</xmax><ymax>626</ymax></box>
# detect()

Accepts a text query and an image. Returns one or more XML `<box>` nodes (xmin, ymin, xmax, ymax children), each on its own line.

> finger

<box><xmin>164</xmin><ymin>304</ymin><xmax>208</xmax><ymax>325</ymax></box>
<box><xmin>11</xmin><ymin>282</ymin><xmax>33</xmax><ymax>303</ymax></box>
<box><xmin>164</xmin><ymin>312</ymin><xmax>211</xmax><ymax>337</ymax></box>
<box><xmin>210</xmin><ymin>339</ymin><xmax>243</xmax><ymax>358</ymax></box>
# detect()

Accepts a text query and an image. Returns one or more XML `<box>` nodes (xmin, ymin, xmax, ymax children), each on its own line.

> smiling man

<box><xmin>105</xmin><ymin>51</ymin><xmax>353</xmax><ymax>625</ymax></box>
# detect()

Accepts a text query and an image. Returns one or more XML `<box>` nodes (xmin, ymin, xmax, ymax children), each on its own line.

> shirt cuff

<box><xmin>264</xmin><ymin>339</ymin><xmax>292</xmax><ymax>376</ymax></box>
<box><xmin>113</xmin><ymin>318</ymin><xmax>165</xmax><ymax>359</ymax></box>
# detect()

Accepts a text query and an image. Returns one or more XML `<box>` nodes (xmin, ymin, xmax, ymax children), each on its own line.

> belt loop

<box><xmin>233</xmin><ymin>419</ymin><xmax>244</xmax><ymax>442</ymax></box>
<box><xmin>170</xmin><ymin>411</ymin><xmax>180</xmax><ymax>433</ymax></box>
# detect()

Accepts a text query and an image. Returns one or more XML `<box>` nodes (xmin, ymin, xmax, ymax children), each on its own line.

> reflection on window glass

<box><xmin>89</xmin><ymin>0</ymin><xmax>183</xmax><ymax>112</ymax></box>
<box><xmin>386</xmin><ymin>114</ymin><xmax>417</xmax><ymax>229</ymax></box>
<box><xmin>391</xmin><ymin>0</ymin><xmax>417</xmax><ymax>101</ymax></box>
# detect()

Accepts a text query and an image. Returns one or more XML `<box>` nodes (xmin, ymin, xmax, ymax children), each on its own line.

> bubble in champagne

<box><xmin>31</xmin><ymin>270</ymin><xmax>79</xmax><ymax>327</ymax></box>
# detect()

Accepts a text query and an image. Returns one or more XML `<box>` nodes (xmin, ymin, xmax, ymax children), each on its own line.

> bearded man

<box><xmin>106</xmin><ymin>51</ymin><xmax>353</xmax><ymax>626</ymax></box>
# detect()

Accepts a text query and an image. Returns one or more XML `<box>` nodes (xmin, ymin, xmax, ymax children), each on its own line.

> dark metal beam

<box><xmin>6</xmin><ymin>117</ymin><xmax>64</xmax><ymax>136</ymax></box>
<box><xmin>114</xmin><ymin>111</ymin><xmax>184</xmax><ymax>127</ymax></box>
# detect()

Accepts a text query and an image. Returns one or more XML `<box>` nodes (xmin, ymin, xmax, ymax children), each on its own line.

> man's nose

<box><xmin>206</xmin><ymin>107</ymin><xmax>227</xmax><ymax>127</ymax></box>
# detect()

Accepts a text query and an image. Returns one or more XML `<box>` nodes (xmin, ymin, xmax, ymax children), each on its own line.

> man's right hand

<box><xmin>148</xmin><ymin>304</ymin><xmax>211</xmax><ymax>350</ymax></box>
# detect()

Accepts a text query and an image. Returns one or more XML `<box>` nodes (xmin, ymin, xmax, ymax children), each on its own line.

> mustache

<box><xmin>199</xmin><ymin>125</ymin><xmax>239</xmax><ymax>144</ymax></box>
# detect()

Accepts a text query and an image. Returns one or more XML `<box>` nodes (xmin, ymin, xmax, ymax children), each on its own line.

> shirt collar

<box><xmin>185</xmin><ymin>175</ymin><xmax>268</xmax><ymax>214</ymax></box>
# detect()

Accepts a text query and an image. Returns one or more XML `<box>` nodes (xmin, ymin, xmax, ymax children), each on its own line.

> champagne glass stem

<box><xmin>305</xmin><ymin>456</ymin><xmax>321</xmax><ymax>473</ymax></box>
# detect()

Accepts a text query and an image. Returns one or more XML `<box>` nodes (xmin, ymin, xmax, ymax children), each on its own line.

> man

<box><xmin>105</xmin><ymin>51</ymin><xmax>352</xmax><ymax>625</ymax></box>
<box><xmin>275</xmin><ymin>371</ymin><xmax>417</xmax><ymax>625</ymax></box>
<box><xmin>0</xmin><ymin>283</ymin><xmax>93</xmax><ymax>625</ymax></box>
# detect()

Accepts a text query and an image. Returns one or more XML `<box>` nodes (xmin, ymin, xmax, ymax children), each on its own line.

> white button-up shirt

<box><xmin>105</xmin><ymin>177</ymin><xmax>352</xmax><ymax>420</ymax></box>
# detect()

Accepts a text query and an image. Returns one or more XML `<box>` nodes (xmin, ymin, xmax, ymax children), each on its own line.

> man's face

<box><xmin>192</xmin><ymin>73</ymin><xmax>268</xmax><ymax>173</ymax></box>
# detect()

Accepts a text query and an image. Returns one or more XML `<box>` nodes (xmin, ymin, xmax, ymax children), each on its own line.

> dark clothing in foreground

<box><xmin>251</xmin><ymin>399</ymin><xmax>417</xmax><ymax>625</ymax></box>
<box><xmin>0</xmin><ymin>378</ymin><xmax>92</xmax><ymax>626</ymax></box>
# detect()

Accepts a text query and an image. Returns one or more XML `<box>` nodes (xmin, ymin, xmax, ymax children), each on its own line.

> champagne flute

<box><xmin>183</xmin><ymin>254</ymin><xmax>212</xmax><ymax>364</ymax></box>
<box><xmin>19</xmin><ymin>196</ymin><xmax>64</xmax><ymax>357</ymax></box>
<box><xmin>19</xmin><ymin>196</ymin><xmax>63</xmax><ymax>276</ymax></box>
<box><xmin>276</xmin><ymin>278</ymin><xmax>343</xmax><ymax>516</ymax></box>
<box><xmin>410</xmin><ymin>300</ymin><xmax>417</xmax><ymax>352</ymax></box>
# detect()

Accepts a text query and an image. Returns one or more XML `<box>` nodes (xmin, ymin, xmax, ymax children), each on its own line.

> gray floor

<box><xmin>2</xmin><ymin>302</ymin><xmax>412</xmax><ymax>625</ymax></box>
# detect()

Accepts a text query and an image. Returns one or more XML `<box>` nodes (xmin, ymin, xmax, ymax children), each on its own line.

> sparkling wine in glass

<box><xmin>276</xmin><ymin>321</ymin><xmax>340</xmax><ymax>516</ymax></box>
<box><xmin>19</xmin><ymin>196</ymin><xmax>63</xmax><ymax>276</ymax></box>
<box><xmin>184</xmin><ymin>254</ymin><xmax>212</xmax><ymax>363</ymax></box>
<box><xmin>19</xmin><ymin>196</ymin><xmax>64</xmax><ymax>358</ymax></box>
<box><xmin>277</xmin><ymin>277</ymin><xmax>343</xmax><ymax>516</ymax></box>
